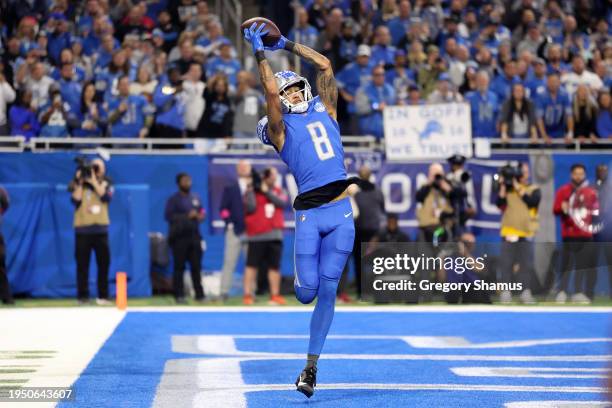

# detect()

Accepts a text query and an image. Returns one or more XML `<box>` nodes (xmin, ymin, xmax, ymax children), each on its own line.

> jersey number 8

<box><xmin>306</xmin><ymin>121</ymin><xmax>335</xmax><ymax>161</ymax></box>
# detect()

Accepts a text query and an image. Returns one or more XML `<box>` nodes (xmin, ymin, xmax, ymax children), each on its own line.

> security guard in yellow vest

<box><xmin>69</xmin><ymin>158</ymin><xmax>113</xmax><ymax>305</ymax></box>
<box><xmin>496</xmin><ymin>162</ymin><xmax>541</xmax><ymax>304</ymax></box>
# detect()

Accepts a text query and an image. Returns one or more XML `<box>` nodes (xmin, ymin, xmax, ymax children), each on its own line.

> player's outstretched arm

<box><xmin>244</xmin><ymin>23</ymin><xmax>285</xmax><ymax>151</ymax></box>
<box><xmin>266</xmin><ymin>36</ymin><xmax>337</xmax><ymax>120</ymax></box>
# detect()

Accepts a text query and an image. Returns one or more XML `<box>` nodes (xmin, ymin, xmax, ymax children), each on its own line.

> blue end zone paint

<box><xmin>59</xmin><ymin>311</ymin><xmax>611</xmax><ymax>408</ymax></box>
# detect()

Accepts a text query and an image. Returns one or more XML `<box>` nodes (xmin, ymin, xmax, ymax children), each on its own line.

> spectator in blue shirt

<box><xmin>46</xmin><ymin>13</ymin><xmax>72</xmax><ymax>65</ymax></box>
<box><xmin>387</xmin><ymin>0</ymin><xmax>414</xmax><ymax>46</ymax></box>
<box><xmin>288</xmin><ymin>7</ymin><xmax>319</xmax><ymax>82</ymax></box>
<box><xmin>50</xmin><ymin>49</ymin><xmax>87</xmax><ymax>82</ymax></box>
<box><xmin>525</xmin><ymin>58</ymin><xmax>547</xmax><ymax>98</ymax></box>
<box><xmin>536</xmin><ymin>71</ymin><xmax>573</xmax><ymax>144</ymax></box>
<box><xmin>437</xmin><ymin>15</ymin><xmax>467</xmax><ymax>49</ymax></box>
<box><xmin>38</xmin><ymin>87</ymin><xmax>71</xmax><ymax>137</ymax></box>
<box><xmin>491</xmin><ymin>60</ymin><xmax>520</xmax><ymax>102</ymax></box>
<box><xmin>155</xmin><ymin>11</ymin><xmax>179</xmax><ymax>53</ymax></box>
<box><xmin>355</xmin><ymin>65</ymin><xmax>396</xmax><ymax>140</ymax></box>
<box><xmin>465</xmin><ymin>71</ymin><xmax>500</xmax><ymax>138</ymax></box>
<box><xmin>596</xmin><ymin>90</ymin><xmax>612</xmax><ymax>139</ymax></box>
<box><xmin>336</xmin><ymin>44</ymin><xmax>374</xmax><ymax>133</ymax></box>
<box><xmin>371</xmin><ymin>26</ymin><xmax>396</xmax><ymax>68</ymax></box>
<box><xmin>385</xmin><ymin>49</ymin><xmax>416</xmax><ymax>102</ymax></box>
<box><xmin>108</xmin><ymin>76</ymin><xmax>153</xmax><ymax>138</ymax></box>
<box><xmin>95</xmin><ymin>49</ymin><xmax>134</xmax><ymax>101</ymax></box>
<box><xmin>152</xmin><ymin>67</ymin><xmax>186</xmax><ymax>139</ymax></box>
<box><xmin>9</xmin><ymin>89</ymin><xmax>40</xmax><ymax>140</ymax></box>
<box><xmin>57</xmin><ymin>62</ymin><xmax>83</xmax><ymax>116</ymax></box>
<box><xmin>205</xmin><ymin>40</ymin><xmax>241</xmax><ymax>92</ymax></box>
<box><xmin>546</xmin><ymin>44</ymin><xmax>570</xmax><ymax>75</ymax></box>
<box><xmin>93</xmin><ymin>33</ymin><xmax>117</xmax><ymax>73</ymax></box>
<box><xmin>71</xmin><ymin>82</ymin><xmax>107</xmax><ymax>137</ymax></box>
<box><xmin>335</xmin><ymin>19</ymin><xmax>362</xmax><ymax>69</ymax></box>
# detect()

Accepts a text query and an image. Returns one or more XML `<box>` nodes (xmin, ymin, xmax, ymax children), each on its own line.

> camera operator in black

<box><xmin>496</xmin><ymin>162</ymin><xmax>541</xmax><ymax>304</ymax></box>
<box><xmin>164</xmin><ymin>173</ymin><xmax>205</xmax><ymax>303</ymax></box>
<box><xmin>68</xmin><ymin>158</ymin><xmax>113</xmax><ymax>304</ymax></box>
<box><xmin>0</xmin><ymin>186</ymin><xmax>13</xmax><ymax>304</ymax></box>
<box><xmin>446</xmin><ymin>155</ymin><xmax>476</xmax><ymax>235</ymax></box>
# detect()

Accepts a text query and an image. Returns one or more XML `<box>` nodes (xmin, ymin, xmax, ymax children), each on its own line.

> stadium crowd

<box><xmin>0</xmin><ymin>0</ymin><xmax>610</xmax><ymax>143</ymax></box>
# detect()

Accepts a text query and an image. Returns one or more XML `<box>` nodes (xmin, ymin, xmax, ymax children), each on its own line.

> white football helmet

<box><xmin>274</xmin><ymin>70</ymin><xmax>312</xmax><ymax>114</ymax></box>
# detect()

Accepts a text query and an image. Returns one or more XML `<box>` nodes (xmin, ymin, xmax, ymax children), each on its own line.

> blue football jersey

<box><xmin>258</xmin><ymin>96</ymin><xmax>347</xmax><ymax>194</ymax></box>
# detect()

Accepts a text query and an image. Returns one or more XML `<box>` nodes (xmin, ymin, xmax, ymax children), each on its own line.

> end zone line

<box><xmin>129</xmin><ymin>305</ymin><xmax>612</xmax><ymax>313</ymax></box>
<box><xmin>197</xmin><ymin>383</ymin><xmax>609</xmax><ymax>394</ymax></box>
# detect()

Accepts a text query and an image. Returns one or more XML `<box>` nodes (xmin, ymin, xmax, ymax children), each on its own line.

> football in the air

<box><xmin>241</xmin><ymin>17</ymin><xmax>281</xmax><ymax>46</ymax></box>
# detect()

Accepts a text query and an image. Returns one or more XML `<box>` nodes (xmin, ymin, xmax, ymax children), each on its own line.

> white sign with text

<box><xmin>384</xmin><ymin>103</ymin><xmax>473</xmax><ymax>160</ymax></box>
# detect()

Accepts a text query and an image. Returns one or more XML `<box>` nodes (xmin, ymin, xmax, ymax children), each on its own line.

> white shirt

<box><xmin>182</xmin><ymin>80</ymin><xmax>206</xmax><ymax>131</ymax></box>
<box><xmin>26</xmin><ymin>75</ymin><xmax>54</xmax><ymax>111</ymax></box>
<box><xmin>0</xmin><ymin>81</ymin><xmax>16</xmax><ymax>127</ymax></box>
<box><xmin>561</xmin><ymin>70</ymin><xmax>604</xmax><ymax>97</ymax></box>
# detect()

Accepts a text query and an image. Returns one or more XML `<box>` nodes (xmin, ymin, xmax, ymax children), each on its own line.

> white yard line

<box><xmin>129</xmin><ymin>305</ymin><xmax>612</xmax><ymax>313</ymax></box>
<box><xmin>0</xmin><ymin>308</ymin><xmax>125</xmax><ymax>408</ymax></box>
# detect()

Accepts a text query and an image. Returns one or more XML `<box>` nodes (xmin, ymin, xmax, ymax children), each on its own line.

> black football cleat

<box><xmin>295</xmin><ymin>366</ymin><xmax>317</xmax><ymax>398</ymax></box>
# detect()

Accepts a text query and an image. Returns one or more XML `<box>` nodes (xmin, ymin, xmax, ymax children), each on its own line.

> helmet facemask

<box><xmin>274</xmin><ymin>71</ymin><xmax>312</xmax><ymax>114</ymax></box>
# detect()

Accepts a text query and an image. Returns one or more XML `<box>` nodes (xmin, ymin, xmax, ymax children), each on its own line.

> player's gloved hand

<box><xmin>264</xmin><ymin>34</ymin><xmax>288</xmax><ymax>52</ymax></box>
<box><xmin>244</xmin><ymin>22</ymin><xmax>268</xmax><ymax>55</ymax></box>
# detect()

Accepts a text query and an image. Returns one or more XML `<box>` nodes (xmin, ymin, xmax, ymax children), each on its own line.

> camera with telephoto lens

<box><xmin>74</xmin><ymin>157</ymin><xmax>99</xmax><ymax>181</ymax></box>
<box><xmin>493</xmin><ymin>163</ymin><xmax>522</xmax><ymax>192</ymax></box>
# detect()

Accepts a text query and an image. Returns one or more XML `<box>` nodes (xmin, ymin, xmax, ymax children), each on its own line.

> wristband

<box><xmin>255</xmin><ymin>50</ymin><xmax>266</xmax><ymax>63</ymax></box>
<box><xmin>284</xmin><ymin>40</ymin><xmax>295</xmax><ymax>52</ymax></box>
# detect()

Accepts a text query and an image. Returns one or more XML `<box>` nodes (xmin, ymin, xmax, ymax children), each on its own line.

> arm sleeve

<box><xmin>498</xmin><ymin>100</ymin><xmax>511</xmax><ymax>125</ymax></box>
<box><xmin>552</xmin><ymin>187</ymin><xmax>565</xmax><ymax>216</ymax></box>
<box><xmin>244</xmin><ymin>190</ymin><xmax>256</xmax><ymax>214</ymax></box>
<box><xmin>415</xmin><ymin>185</ymin><xmax>431</xmax><ymax>203</ymax></box>
<box><xmin>265</xmin><ymin>189</ymin><xmax>288</xmax><ymax>208</ymax></box>
<box><xmin>100</xmin><ymin>179</ymin><xmax>113</xmax><ymax>203</ymax></box>
<box><xmin>522</xmin><ymin>187</ymin><xmax>541</xmax><ymax>209</ymax></box>
<box><xmin>0</xmin><ymin>82</ymin><xmax>16</xmax><ymax>103</ymax></box>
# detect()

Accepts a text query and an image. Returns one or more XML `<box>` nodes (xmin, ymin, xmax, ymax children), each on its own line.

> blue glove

<box><xmin>244</xmin><ymin>22</ymin><xmax>268</xmax><ymax>55</ymax></box>
<box><xmin>264</xmin><ymin>35</ymin><xmax>288</xmax><ymax>51</ymax></box>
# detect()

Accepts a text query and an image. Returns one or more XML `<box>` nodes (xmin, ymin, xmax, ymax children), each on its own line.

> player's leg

<box><xmin>296</xmin><ymin>204</ymin><xmax>354</xmax><ymax>398</ymax></box>
<box><xmin>308</xmin><ymin>221</ymin><xmax>354</xmax><ymax>357</ymax></box>
<box><xmin>293</xmin><ymin>210</ymin><xmax>321</xmax><ymax>305</ymax></box>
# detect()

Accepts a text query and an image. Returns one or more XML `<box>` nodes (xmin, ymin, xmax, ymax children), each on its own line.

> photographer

<box><xmin>446</xmin><ymin>154</ymin><xmax>476</xmax><ymax>235</ymax></box>
<box><xmin>68</xmin><ymin>158</ymin><xmax>113</xmax><ymax>305</ymax></box>
<box><xmin>243</xmin><ymin>167</ymin><xmax>289</xmax><ymax>305</ymax></box>
<box><xmin>416</xmin><ymin>163</ymin><xmax>454</xmax><ymax>243</ymax></box>
<box><xmin>496</xmin><ymin>162</ymin><xmax>541</xmax><ymax>304</ymax></box>
<box><xmin>164</xmin><ymin>173</ymin><xmax>205</xmax><ymax>304</ymax></box>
